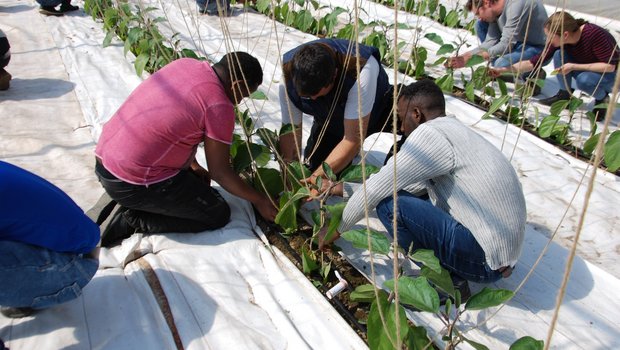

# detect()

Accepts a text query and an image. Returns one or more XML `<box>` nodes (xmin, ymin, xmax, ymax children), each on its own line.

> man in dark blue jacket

<box><xmin>278</xmin><ymin>39</ymin><xmax>396</xmax><ymax>187</ymax></box>
<box><xmin>0</xmin><ymin>161</ymin><xmax>99</xmax><ymax>319</ymax></box>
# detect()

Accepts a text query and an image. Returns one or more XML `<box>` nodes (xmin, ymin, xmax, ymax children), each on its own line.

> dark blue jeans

<box><xmin>95</xmin><ymin>161</ymin><xmax>230</xmax><ymax>234</ymax></box>
<box><xmin>0</xmin><ymin>240</ymin><xmax>98</xmax><ymax>309</ymax></box>
<box><xmin>553</xmin><ymin>51</ymin><xmax>616</xmax><ymax>100</ymax></box>
<box><xmin>376</xmin><ymin>191</ymin><xmax>502</xmax><ymax>283</ymax></box>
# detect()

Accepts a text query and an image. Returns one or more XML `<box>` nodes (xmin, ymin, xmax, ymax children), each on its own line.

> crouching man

<box><xmin>0</xmin><ymin>161</ymin><xmax>99</xmax><ymax>318</ymax></box>
<box><xmin>322</xmin><ymin>80</ymin><xmax>526</xmax><ymax>298</ymax></box>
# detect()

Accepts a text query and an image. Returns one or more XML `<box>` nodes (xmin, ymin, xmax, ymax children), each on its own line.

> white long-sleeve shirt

<box><xmin>339</xmin><ymin>116</ymin><xmax>526</xmax><ymax>270</ymax></box>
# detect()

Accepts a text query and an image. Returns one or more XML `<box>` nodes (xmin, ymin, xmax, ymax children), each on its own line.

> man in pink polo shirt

<box><xmin>94</xmin><ymin>52</ymin><xmax>277</xmax><ymax>246</ymax></box>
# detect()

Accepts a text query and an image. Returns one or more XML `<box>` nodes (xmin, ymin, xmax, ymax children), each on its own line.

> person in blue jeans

<box><xmin>447</xmin><ymin>0</ymin><xmax>547</xmax><ymax>77</ymax></box>
<box><xmin>0</xmin><ymin>161</ymin><xmax>100</xmax><ymax>320</ymax></box>
<box><xmin>490</xmin><ymin>12</ymin><xmax>619</xmax><ymax>121</ymax></box>
<box><xmin>196</xmin><ymin>0</ymin><xmax>231</xmax><ymax>16</ymax></box>
<box><xmin>320</xmin><ymin>80</ymin><xmax>526</xmax><ymax>301</ymax></box>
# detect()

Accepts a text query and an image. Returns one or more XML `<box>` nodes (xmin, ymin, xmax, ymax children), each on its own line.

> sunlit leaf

<box><xmin>324</xmin><ymin>202</ymin><xmax>346</xmax><ymax>242</ymax></box>
<box><xmin>250</xmin><ymin>90</ymin><xmax>268</xmax><ymax>100</ymax></box>
<box><xmin>436</xmin><ymin>44</ymin><xmax>455</xmax><ymax>56</ymax></box>
<box><xmin>605</xmin><ymin>130</ymin><xmax>620</xmax><ymax>172</ymax></box>
<box><xmin>384</xmin><ymin>276</ymin><xmax>440</xmax><ymax>313</ymax></box>
<box><xmin>509</xmin><ymin>336</ymin><xmax>544</xmax><ymax>350</ymax></box>
<box><xmin>537</xmin><ymin>115</ymin><xmax>561</xmax><ymax>138</ymax></box>
<box><xmin>339</xmin><ymin>164</ymin><xmax>380</xmax><ymax>182</ymax></box>
<box><xmin>368</xmin><ymin>293</ymin><xmax>409</xmax><ymax>350</ymax></box>
<box><xmin>463</xmin><ymin>337</ymin><xmax>490</xmax><ymax>350</ymax></box>
<box><xmin>481</xmin><ymin>95</ymin><xmax>510</xmax><ymax>119</ymax></box>
<box><xmin>406</xmin><ymin>325</ymin><xmax>431</xmax><ymax>350</ymax></box>
<box><xmin>410</xmin><ymin>249</ymin><xmax>442</xmax><ymax>273</ymax></box>
<box><xmin>465</xmin><ymin>287</ymin><xmax>514</xmax><ymax>310</ymax></box>
<box><xmin>424</xmin><ymin>32</ymin><xmax>444</xmax><ymax>45</ymax></box>
<box><xmin>134</xmin><ymin>53</ymin><xmax>150</xmax><ymax>77</ymax></box>
<box><xmin>465</xmin><ymin>54</ymin><xmax>485</xmax><ymax>67</ymax></box>
<box><xmin>550</xmin><ymin>99</ymin><xmax>570</xmax><ymax>116</ymax></box>
<box><xmin>322</xmin><ymin>162</ymin><xmax>336</xmax><ymax>181</ymax></box>
<box><xmin>583</xmin><ymin>133</ymin><xmax>601</xmax><ymax>155</ymax></box>
<box><xmin>350</xmin><ymin>284</ymin><xmax>385</xmax><ymax>303</ymax></box>
<box><xmin>420</xmin><ymin>265</ymin><xmax>454</xmax><ymax>297</ymax></box>
<box><xmin>341</xmin><ymin>229</ymin><xmax>390</xmax><ymax>255</ymax></box>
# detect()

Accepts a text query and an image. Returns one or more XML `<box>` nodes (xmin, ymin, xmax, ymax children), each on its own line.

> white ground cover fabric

<box><xmin>1</xmin><ymin>0</ymin><xmax>619</xmax><ymax>349</ymax></box>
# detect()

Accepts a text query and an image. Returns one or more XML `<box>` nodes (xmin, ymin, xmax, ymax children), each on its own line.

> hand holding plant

<box><xmin>317</xmin><ymin>226</ymin><xmax>341</xmax><ymax>250</ymax></box>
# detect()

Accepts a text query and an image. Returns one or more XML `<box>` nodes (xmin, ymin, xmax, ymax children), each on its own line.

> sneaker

<box><xmin>593</xmin><ymin>96</ymin><xmax>610</xmax><ymax>121</ymax></box>
<box><xmin>1</xmin><ymin>306</ymin><xmax>36</xmax><ymax>318</ymax></box>
<box><xmin>0</xmin><ymin>69</ymin><xmax>11</xmax><ymax>91</ymax></box>
<box><xmin>39</xmin><ymin>6</ymin><xmax>64</xmax><ymax>16</ymax></box>
<box><xmin>539</xmin><ymin>89</ymin><xmax>571</xmax><ymax>106</ymax></box>
<box><xmin>60</xmin><ymin>2</ymin><xmax>79</xmax><ymax>12</ymax></box>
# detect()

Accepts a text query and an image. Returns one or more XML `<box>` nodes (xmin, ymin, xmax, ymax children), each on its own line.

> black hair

<box><xmin>291</xmin><ymin>43</ymin><xmax>337</xmax><ymax>96</ymax></box>
<box><xmin>215</xmin><ymin>52</ymin><xmax>263</xmax><ymax>90</ymax></box>
<box><xmin>398</xmin><ymin>79</ymin><xmax>445</xmax><ymax>115</ymax></box>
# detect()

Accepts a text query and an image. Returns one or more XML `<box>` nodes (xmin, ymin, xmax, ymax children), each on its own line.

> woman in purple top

<box><xmin>491</xmin><ymin>11</ymin><xmax>618</xmax><ymax>120</ymax></box>
<box><xmin>94</xmin><ymin>53</ymin><xmax>277</xmax><ymax>247</ymax></box>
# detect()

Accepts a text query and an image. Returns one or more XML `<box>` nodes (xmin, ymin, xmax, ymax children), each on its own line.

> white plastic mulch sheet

<box><xmin>0</xmin><ymin>1</ymin><xmax>365</xmax><ymax>349</ymax></box>
<box><xmin>1</xmin><ymin>0</ymin><xmax>620</xmax><ymax>349</ymax></box>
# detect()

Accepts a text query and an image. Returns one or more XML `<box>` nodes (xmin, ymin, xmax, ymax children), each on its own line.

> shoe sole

<box><xmin>39</xmin><ymin>9</ymin><xmax>64</xmax><ymax>16</ymax></box>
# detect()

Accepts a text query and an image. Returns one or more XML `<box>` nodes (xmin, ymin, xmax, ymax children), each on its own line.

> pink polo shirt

<box><xmin>95</xmin><ymin>58</ymin><xmax>235</xmax><ymax>185</ymax></box>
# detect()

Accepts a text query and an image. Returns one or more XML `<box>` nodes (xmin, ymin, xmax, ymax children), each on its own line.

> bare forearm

<box><xmin>212</xmin><ymin>169</ymin><xmax>263</xmax><ymax>204</ymax></box>
<box><xmin>572</xmin><ymin>62</ymin><xmax>616</xmax><ymax>73</ymax></box>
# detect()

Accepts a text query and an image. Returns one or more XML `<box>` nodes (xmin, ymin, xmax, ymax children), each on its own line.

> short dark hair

<box><xmin>215</xmin><ymin>52</ymin><xmax>263</xmax><ymax>90</ymax></box>
<box><xmin>465</xmin><ymin>0</ymin><xmax>492</xmax><ymax>11</ymax></box>
<box><xmin>291</xmin><ymin>43</ymin><xmax>336</xmax><ymax>96</ymax></box>
<box><xmin>398</xmin><ymin>79</ymin><xmax>445</xmax><ymax>115</ymax></box>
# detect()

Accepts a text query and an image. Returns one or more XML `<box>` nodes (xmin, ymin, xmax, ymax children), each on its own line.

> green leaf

<box><xmin>583</xmin><ymin>133</ymin><xmax>601</xmax><ymax>155</ymax></box>
<box><xmin>134</xmin><ymin>53</ymin><xmax>150</xmax><ymax>77</ymax></box>
<box><xmin>465</xmin><ymin>82</ymin><xmax>476</xmax><ymax>102</ymax></box>
<box><xmin>255</xmin><ymin>0</ymin><xmax>270</xmax><ymax>13</ymax></box>
<box><xmin>275</xmin><ymin>187</ymin><xmax>310</xmax><ymax>233</ymax></box>
<box><xmin>255</xmin><ymin>127</ymin><xmax>278</xmax><ymax>151</ymax></box>
<box><xmin>465</xmin><ymin>54</ymin><xmax>485</xmax><ymax>67</ymax></box>
<box><xmin>435</xmin><ymin>74</ymin><xmax>454</xmax><ymax>93</ymax></box>
<box><xmin>550</xmin><ymin>99</ymin><xmax>570</xmax><ymax>116</ymax></box>
<box><xmin>410</xmin><ymin>249</ymin><xmax>442</xmax><ymax>273</ymax></box>
<box><xmin>350</xmin><ymin>284</ymin><xmax>384</xmax><ymax>303</ymax></box>
<box><xmin>481</xmin><ymin>95</ymin><xmax>510</xmax><ymax>119</ymax></box>
<box><xmin>436</xmin><ymin>44</ymin><xmax>455</xmax><ymax>56</ymax></box>
<box><xmin>567</xmin><ymin>98</ymin><xmax>583</xmax><ymax>113</ymax></box>
<box><xmin>301</xmin><ymin>246</ymin><xmax>319</xmax><ymax>274</ymax></box>
<box><xmin>509</xmin><ymin>336</ymin><xmax>544</xmax><ymax>350</ymax></box>
<box><xmin>103</xmin><ymin>31</ymin><xmax>115</xmax><ymax>47</ymax></box>
<box><xmin>250</xmin><ymin>90</ymin><xmax>268</xmax><ymax>100</ymax></box>
<box><xmin>321</xmin><ymin>162</ymin><xmax>336</xmax><ymax>181</ymax></box>
<box><xmin>384</xmin><ymin>276</ymin><xmax>440</xmax><ymax>313</ymax></box>
<box><xmin>254</xmin><ymin>167</ymin><xmax>283</xmax><ymax>198</ymax></box>
<box><xmin>341</xmin><ymin>229</ymin><xmax>391</xmax><ymax>255</ymax></box>
<box><xmin>368</xmin><ymin>293</ymin><xmax>409</xmax><ymax>350</ymax></box>
<box><xmin>537</xmin><ymin>115</ymin><xmax>561</xmax><ymax>138</ymax></box>
<box><xmin>420</xmin><ymin>265</ymin><xmax>454</xmax><ymax>298</ymax></box>
<box><xmin>232</xmin><ymin>142</ymin><xmax>264</xmax><ymax>173</ymax></box>
<box><xmin>463</xmin><ymin>337</ymin><xmax>490</xmax><ymax>350</ymax></box>
<box><xmin>406</xmin><ymin>326</ymin><xmax>431</xmax><ymax>350</ymax></box>
<box><xmin>497</xmin><ymin>78</ymin><xmax>508</xmax><ymax>96</ymax></box>
<box><xmin>324</xmin><ymin>202</ymin><xmax>346</xmax><ymax>242</ymax></box>
<box><xmin>339</xmin><ymin>164</ymin><xmax>380</xmax><ymax>182</ymax></box>
<box><xmin>424</xmin><ymin>32</ymin><xmax>444</xmax><ymax>45</ymax></box>
<box><xmin>465</xmin><ymin>287</ymin><xmax>514</xmax><ymax>310</ymax></box>
<box><xmin>605</xmin><ymin>130</ymin><xmax>620</xmax><ymax>172</ymax></box>
<box><xmin>279</xmin><ymin>123</ymin><xmax>295</xmax><ymax>136</ymax></box>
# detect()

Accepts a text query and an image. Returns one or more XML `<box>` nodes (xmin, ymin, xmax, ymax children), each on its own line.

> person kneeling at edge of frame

<box><xmin>0</xmin><ymin>161</ymin><xmax>100</xmax><ymax>320</ymax></box>
<box><xmin>318</xmin><ymin>79</ymin><xmax>526</xmax><ymax>303</ymax></box>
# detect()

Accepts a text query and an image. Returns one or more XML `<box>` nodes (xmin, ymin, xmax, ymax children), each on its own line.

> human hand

<box><xmin>445</xmin><ymin>56</ymin><xmax>465</xmax><ymax>69</ymax></box>
<box><xmin>488</xmin><ymin>67</ymin><xmax>508</xmax><ymax>78</ymax></box>
<box><xmin>316</xmin><ymin>226</ymin><xmax>341</xmax><ymax>250</ymax></box>
<box><xmin>555</xmin><ymin>64</ymin><xmax>575</xmax><ymax>75</ymax></box>
<box><xmin>300</xmin><ymin>174</ymin><xmax>325</xmax><ymax>201</ymax></box>
<box><xmin>254</xmin><ymin>195</ymin><xmax>278</xmax><ymax>222</ymax></box>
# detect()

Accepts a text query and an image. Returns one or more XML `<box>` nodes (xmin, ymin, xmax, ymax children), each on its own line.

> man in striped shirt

<box><xmin>321</xmin><ymin>80</ymin><xmax>526</xmax><ymax>300</ymax></box>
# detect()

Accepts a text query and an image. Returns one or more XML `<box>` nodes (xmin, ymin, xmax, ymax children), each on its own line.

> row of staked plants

<box><xmin>83</xmin><ymin>0</ymin><xmax>547</xmax><ymax>348</ymax></box>
<box><xmin>255</xmin><ymin>0</ymin><xmax>620</xmax><ymax>172</ymax></box>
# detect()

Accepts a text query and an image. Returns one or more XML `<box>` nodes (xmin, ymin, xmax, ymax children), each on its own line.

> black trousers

<box><xmin>95</xmin><ymin>161</ymin><xmax>230</xmax><ymax>234</ymax></box>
